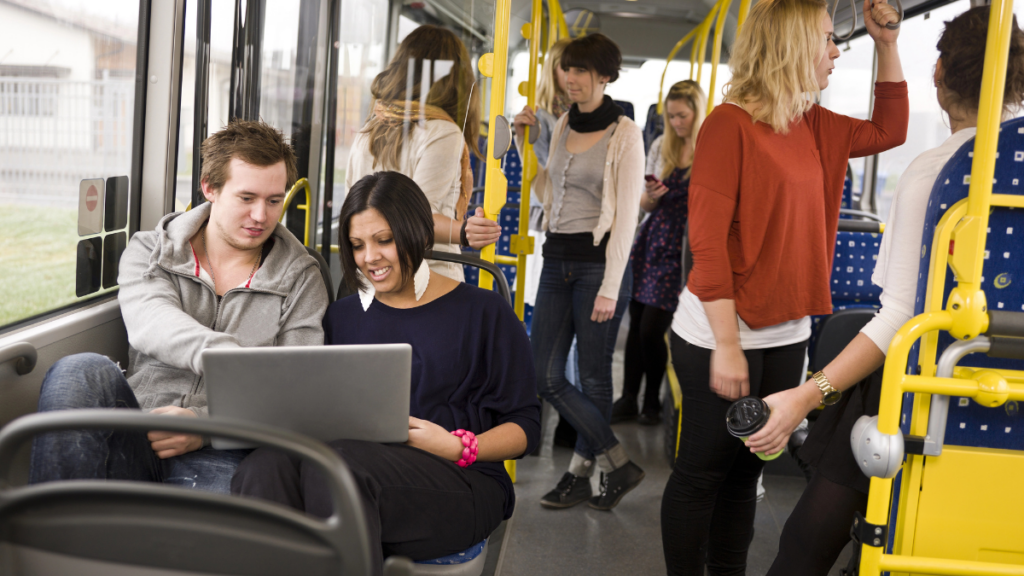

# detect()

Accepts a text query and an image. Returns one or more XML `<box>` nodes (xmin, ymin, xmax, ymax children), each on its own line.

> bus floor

<box><xmin>482</xmin><ymin>316</ymin><xmax>854</xmax><ymax>576</ymax></box>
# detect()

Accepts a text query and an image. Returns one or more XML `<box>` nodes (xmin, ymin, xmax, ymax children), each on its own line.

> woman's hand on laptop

<box><xmin>148</xmin><ymin>406</ymin><xmax>203</xmax><ymax>459</ymax></box>
<box><xmin>407</xmin><ymin>416</ymin><xmax>464</xmax><ymax>462</ymax></box>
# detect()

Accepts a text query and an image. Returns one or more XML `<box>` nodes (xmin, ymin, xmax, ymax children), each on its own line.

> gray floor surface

<box><xmin>483</xmin><ymin>309</ymin><xmax>853</xmax><ymax>576</ymax></box>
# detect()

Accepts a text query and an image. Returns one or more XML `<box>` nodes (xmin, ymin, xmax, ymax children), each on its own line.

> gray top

<box><xmin>547</xmin><ymin>121</ymin><xmax>618</xmax><ymax>234</ymax></box>
<box><xmin>117</xmin><ymin>202</ymin><xmax>328</xmax><ymax>421</ymax></box>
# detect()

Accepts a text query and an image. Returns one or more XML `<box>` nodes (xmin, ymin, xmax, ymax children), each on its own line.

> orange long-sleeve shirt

<box><xmin>687</xmin><ymin>82</ymin><xmax>908</xmax><ymax>330</ymax></box>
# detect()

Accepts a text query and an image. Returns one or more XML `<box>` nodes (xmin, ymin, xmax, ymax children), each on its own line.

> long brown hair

<box><xmin>659</xmin><ymin>81</ymin><xmax>706</xmax><ymax>180</ymax></box>
<box><xmin>365</xmin><ymin>25</ymin><xmax>481</xmax><ymax>168</ymax></box>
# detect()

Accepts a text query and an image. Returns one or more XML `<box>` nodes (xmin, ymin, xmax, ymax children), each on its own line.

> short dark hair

<box><xmin>200</xmin><ymin>120</ymin><xmax>298</xmax><ymax>192</ymax></box>
<box><xmin>938</xmin><ymin>6</ymin><xmax>1024</xmax><ymax>115</ymax></box>
<box><xmin>560</xmin><ymin>33</ymin><xmax>622</xmax><ymax>83</ymax></box>
<box><xmin>338</xmin><ymin>172</ymin><xmax>434</xmax><ymax>294</ymax></box>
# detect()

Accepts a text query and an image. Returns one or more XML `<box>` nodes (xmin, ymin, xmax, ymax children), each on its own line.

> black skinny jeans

<box><xmin>623</xmin><ymin>299</ymin><xmax>675</xmax><ymax>412</ymax></box>
<box><xmin>231</xmin><ymin>440</ymin><xmax>505</xmax><ymax>576</ymax></box>
<box><xmin>661</xmin><ymin>333</ymin><xmax>808</xmax><ymax>576</ymax></box>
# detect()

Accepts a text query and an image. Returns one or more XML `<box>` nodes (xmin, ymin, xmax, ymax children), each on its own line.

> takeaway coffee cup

<box><xmin>725</xmin><ymin>397</ymin><xmax>783</xmax><ymax>461</ymax></box>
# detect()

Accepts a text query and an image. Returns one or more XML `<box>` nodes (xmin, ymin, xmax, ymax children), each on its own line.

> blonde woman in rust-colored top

<box><xmin>660</xmin><ymin>0</ymin><xmax>908</xmax><ymax>573</ymax></box>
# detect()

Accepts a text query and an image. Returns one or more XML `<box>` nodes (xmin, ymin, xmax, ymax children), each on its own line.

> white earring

<box><xmin>413</xmin><ymin>259</ymin><xmax>430</xmax><ymax>301</ymax></box>
<box><xmin>357</xmin><ymin>269</ymin><xmax>375</xmax><ymax>311</ymax></box>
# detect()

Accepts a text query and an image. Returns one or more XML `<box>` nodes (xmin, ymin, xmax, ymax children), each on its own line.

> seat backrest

<box><xmin>503</xmin><ymin>147</ymin><xmax>522</xmax><ymax>203</ymax></box>
<box><xmin>904</xmin><ymin>116</ymin><xmax>1024</xmax><ymax>449</ymax></box>
<box><xmin>0</xmin><ymin>411</ymin><xmax>374</xmax><ymax>576</ymax></box>
<box><xmin>305</xmin><ymin>246</ymin><xmax>335</xmax><ymax>304</ymax></box>
<box><xmin>643</xmin><ymin>103</ymin><xmax>664</xmax><ymax>154</ymax></box>
<box><xmin>839</xmin><ymin>177</ymin><xmax>859</xmax><ymax>218</ymax></box>
<box><xmin>613</xmin><ymin>100</ymin><xmax>634</xmax><ymax>121</ymax></box>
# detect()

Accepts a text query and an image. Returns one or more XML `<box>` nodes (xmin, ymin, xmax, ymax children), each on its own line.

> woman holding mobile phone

<box><xmin>613</xmin><ymin>80</ymin><xmax>706</xmax><ymax>425</ymax></box>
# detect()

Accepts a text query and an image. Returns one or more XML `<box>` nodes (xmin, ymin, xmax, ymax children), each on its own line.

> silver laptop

<box><xmin>202</xmin><ymin>344</ymin><xmax>411</xmax><ymax>450</ymax></box>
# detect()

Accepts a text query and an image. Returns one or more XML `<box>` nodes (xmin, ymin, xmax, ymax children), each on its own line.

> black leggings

<box><xmin>661</xmin><ymin>334</ymin><xmax>808</xmax><ymax>576</ymax></box>
<box><xmin>622</xmin><ymin>299</ymin><xmax>674</xmax><ymax>412</ymax></box>
<box><xmin>766</xmin><ymin>474</ymin><xmax>868</xmax><ymax>576</ymax></box>
<box><xmin>231</xmin><ymin>440</ymin><xmax>505</xmax><ymax>576</ymax></box>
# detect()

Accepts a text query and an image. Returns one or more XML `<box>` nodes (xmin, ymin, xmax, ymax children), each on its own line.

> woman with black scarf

<box><xmin>513</xmin><ymin>33</ymin><xmax>647</xmax><ymax>511</ymax></box>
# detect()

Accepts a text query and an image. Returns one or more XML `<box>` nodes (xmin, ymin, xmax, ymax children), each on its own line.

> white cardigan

<box><xmin>522</xmin><ymin>114</ymin><xmax>646</xmax><ymax>300</ymax></box>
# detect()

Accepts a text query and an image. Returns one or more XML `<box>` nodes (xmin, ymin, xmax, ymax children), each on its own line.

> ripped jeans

<box><xmin>29</xmin><ymin>353</ymin><xmax>249</xmax><ymax>494</ymax></box>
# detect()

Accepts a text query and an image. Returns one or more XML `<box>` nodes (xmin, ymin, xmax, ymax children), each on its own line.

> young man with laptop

<box><xmin>29</xmin><ymin>120</ymin><xmax>329</xmax><ymax>493</ymax></box>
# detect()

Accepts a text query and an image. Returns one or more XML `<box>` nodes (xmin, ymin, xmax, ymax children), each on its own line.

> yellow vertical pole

<box><xmin>512</xmin><ymin>0</ymin><xmax>543</xmax><ymax>323</ymax></box>
<box><xmin>943</xmin><ymin>0</ymin><xmax>1013</xmax><ymax>342</ymax></box>
<box><xmin>550</xmin><ymin>0</ymin><xmax>570</xmax><ymax>40</ymax></box>
<box><xmin>478</xmin><ymin>0</ymin><xmax>516</xmax><ymax>482</ymax></box>
<box><xmin>707</xmin><ymin>0</ymin><xmax>734</xmax><ymax>114</ymax></box>
<box><xmin>689</xmin><ymin>31</ymin><xmax>700</xmax><ymax>80</ymax></box>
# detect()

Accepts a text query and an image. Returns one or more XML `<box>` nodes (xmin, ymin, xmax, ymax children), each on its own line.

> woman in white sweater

<box><xmin>753</xmin><ymin>8</ymin><xmax>1024</xmax><ymax>574</ymax></box>
<box><xmin>346</xmin><ymin>25</ymin><xmax>500</xmax><ymax>281</ymax></box>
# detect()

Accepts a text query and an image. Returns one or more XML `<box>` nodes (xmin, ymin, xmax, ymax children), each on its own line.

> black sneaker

<box><xmin>587</xmin><ymin>461</ymin><xmax>645</xmax><ymax>511</ymax></box>
<box><xmin>610</xmin><ymin>396</ymin><xmax>638</xmax><ymax>423</ymax></box>
<box><xmin>540</xmin><ymin>472</ymin><xmax>592</xmax><ymax>509</ymax></box>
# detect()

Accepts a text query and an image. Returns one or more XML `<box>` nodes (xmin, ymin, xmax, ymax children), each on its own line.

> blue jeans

<box><xmin>531</xmin><ymin>258</ymin><xmax>630</xmax><ymax>460</ymax></box>
<box><xmin>29</xmin><ymin>353</ymin><xmax>249</xmax><ymax>494</ymax></box>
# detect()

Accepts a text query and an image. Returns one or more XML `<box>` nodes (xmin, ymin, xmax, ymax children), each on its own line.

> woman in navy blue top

<box><xmin>232</xmin><ymin>171</ymin><xmax>540</xmax><ymax>575</ymax></box>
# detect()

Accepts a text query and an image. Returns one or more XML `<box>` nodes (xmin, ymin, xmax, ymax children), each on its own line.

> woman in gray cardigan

<box><xmin>514</xmin><ymin>33</ymin><xmax>646</xmax><ymax>511</ymax></box>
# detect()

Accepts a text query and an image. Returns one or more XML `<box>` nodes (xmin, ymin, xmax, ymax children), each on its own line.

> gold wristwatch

<box><xmin>812</xmin><ymin>371</ymin><xmax>841</xmax><ymax>406</ymax></box>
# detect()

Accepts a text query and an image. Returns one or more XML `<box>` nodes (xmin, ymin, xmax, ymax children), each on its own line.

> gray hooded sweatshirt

<box><xmin>117</xmin><ymin>202</ymin><xmax>329</xmax><ymax>418</ymax></box>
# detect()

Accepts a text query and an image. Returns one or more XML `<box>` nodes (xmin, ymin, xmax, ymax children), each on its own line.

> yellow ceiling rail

<box><xmin>707</xmin><ymin>0</ymin><xmax>735</xmax><ymax>114</ymax></box>
<box><xmin>548</xmin><ymin>0</ymin><xmax>570</xmax><ymax>45</ymax></box>
<box><xmin>695</xmin><ymin>2</ymin><xmax>721</xmax><ymax>83</ymax></box>
<box><xmin>737</xmin><ymin>0</ymin><xmax>752</xmax><ymax>30</ymax></box>
<box><xmin>657</xmin><ymin>0</ymin><xmax>722</xmax><ymax>114</ymax></box>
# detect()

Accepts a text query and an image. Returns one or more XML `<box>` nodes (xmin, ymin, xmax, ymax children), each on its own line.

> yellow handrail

<box><xmin>858</xmin><ymin>0</ymin><xmax>1016</xmax><ymax>572</ymax></box>
<box><xmin>658</xmin><ymin>0</ymin><xmax>723</xmax><ymax>114</ymax></box>
<box><xmin>695</xmin><ymin>3</ymin><xmax>721</xmax><ymax>83</ymax></box>
<box><xmin>706</xmin><ymin>0</ymin><xmax>735</xmax><ymax>114</ymax></box>
<box><xmin>279</xmin><ymin>177</ymin><xmax>312</xmax><ymax>247</ymax></box>
<box><xmin>548</xmin><ymin>0</ymin><xmax>570</xmax><ymax>43</ymax></box>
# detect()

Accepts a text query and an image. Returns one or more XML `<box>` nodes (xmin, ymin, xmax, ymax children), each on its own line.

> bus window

<box><xmin>873</xmin><ymin>0</ymin><xmax>971</xmax><ymax>220</ymax></box>
<box><xmin>0</xmin><ymin>0</ymin><xmax>140</xmax><ymax>329</ymax></box>
<box><xmin>174</xmin><ymin>1</ymin><xmax>234</xmax><ymax>212</ymax></box>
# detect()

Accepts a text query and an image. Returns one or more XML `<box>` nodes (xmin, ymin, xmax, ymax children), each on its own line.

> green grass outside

<box><xmin>0</xmin><ymin>204</ymin><xmax>80</xmax><ymax>328</ymax></box>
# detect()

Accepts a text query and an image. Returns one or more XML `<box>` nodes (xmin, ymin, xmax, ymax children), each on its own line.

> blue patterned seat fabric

<box><xmin>643</xmin><ymin>103</ymin><xmax>664</xmax><ymax>154</ymax></box>
<box><xmin>839</xmin><ymin>177</ymin><xmax>861</xmax><ymax>218</ymax></box>
<box><xmin>900</xmin><ymin>116</ymin><xmax>1024</xmax><ymax>450</ymax></box>
<box><xmin>613</xmin><ymin>99</ymin><xmax>634</xmax><ymax>121</ymax></box>
<box><xmin>415</xmin><ymin>539</ymin><xmax>487</xmax><ymax>565</ymax></box>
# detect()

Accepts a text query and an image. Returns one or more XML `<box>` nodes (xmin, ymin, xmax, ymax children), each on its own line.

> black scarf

<box><xmin>568</xmin><ymin>95</ymin><xmax>624</xmax><ymax>133</ymax></box>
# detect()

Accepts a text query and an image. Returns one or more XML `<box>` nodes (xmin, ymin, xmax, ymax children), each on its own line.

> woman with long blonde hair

<box><xmin>660</xmin><ymin>0</ymin><xmax>908</xmax><ymax>572</ymax></box>
<box><xmin>529</xmin><ymin>37</ymin><xmax>573</xmax><ymax>167</ymax></box>
<box><xmin>346</xmin><ymin>25</ymin><xmax>500</xmax><ymax>281</ymax></box>
<box><xmin>612</xmin><ymin>80</ymin><xmax>705</xmax><ymax>425</ymax></box>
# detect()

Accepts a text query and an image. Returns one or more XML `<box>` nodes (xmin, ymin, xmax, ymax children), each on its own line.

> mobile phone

<box><xmin>644</xmin><ymin>174</ymin><xmax>663</xmax><ymax>185</ymax></box>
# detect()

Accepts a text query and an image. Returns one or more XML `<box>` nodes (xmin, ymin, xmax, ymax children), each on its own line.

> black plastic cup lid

<box><xmin>725</xmin><ymin>397</ymin><xmax>771</xmax><ymax>437</ymax></box>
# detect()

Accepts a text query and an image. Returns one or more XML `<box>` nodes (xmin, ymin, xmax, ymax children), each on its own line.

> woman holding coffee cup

<box><xmin>659</xmin><ymin>0</ymin><xmax>907</xmax><ymax>573</ymax></box>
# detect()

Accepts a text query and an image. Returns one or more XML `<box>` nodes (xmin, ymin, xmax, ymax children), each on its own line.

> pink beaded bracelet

<box><xmin>451</xmin><ymin>429</ymin><xmax>478</xmax><ymax>468</ymax></box>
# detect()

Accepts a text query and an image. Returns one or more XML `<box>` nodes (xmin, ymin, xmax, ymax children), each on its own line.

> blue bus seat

<box><xmin>839</xmin><ymin>177</ymin><xmax>861</xmax><ymax>218</ymax></box>
<box><xmin>503</xmin><ymin>147</ymin><xmax>522</xmax><ymax>204</ymax></box>
<box><xmin>411</xmin><ymin>539</ymin><xmax>488</xmax><ymax>575</ymax></box>
<box><xmin>613</xmin><ymin>100</ymin><xmax>634</xmax><ymax>121</ymax></box>
<box><xmin>643</xmin><ymin>103</ymin><xmax>664</xmax><ymax>154</ymax></box>
<box><xmin>808</xmin><ymin>229</ymin><xmax>883</xmax><ymax>370</ymax></box>
<box><xmin>903</xmin><ymin>117</ymin><xmax>1024</xmax><ymax>449</ymax></box>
